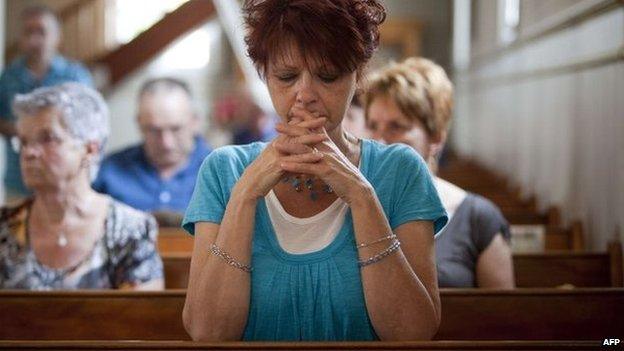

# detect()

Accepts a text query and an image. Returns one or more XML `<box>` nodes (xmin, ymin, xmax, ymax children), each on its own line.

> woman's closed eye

<box><xmin>318</xmin><ymin>74</ymin><xmax>339</xmax><ymax>83</ymax></box>
<box><xmin>367</xmin><ymin>121</ymin><xmax>378</xmax><ymax>131</ymax></box>
<box><xmin>276</xmin><ymin>73</ymin><xmax>297</xmax><ymax>82</ymax></box>
<box><xmin>390</xmin><ymin>121</ymin><xmax>410</xmax><ymax>131</ymax></box>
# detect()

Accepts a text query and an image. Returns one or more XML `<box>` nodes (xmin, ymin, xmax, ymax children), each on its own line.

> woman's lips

<box><xmin>288</xmin><ymin>108</ymin><xmax>324</xmax><ymax>118</ymax></box>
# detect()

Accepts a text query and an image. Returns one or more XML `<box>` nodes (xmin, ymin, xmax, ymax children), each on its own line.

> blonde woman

<box><xmin>364</xmin><ymin>58</ymin><xmax>514</xmax><ymax>288</ymax></box>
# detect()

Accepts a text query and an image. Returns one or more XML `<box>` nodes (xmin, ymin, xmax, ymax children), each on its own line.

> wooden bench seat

<box><xmin>0</xmin><ymin>289</ymin><xmax>622</xmax><ymax>340</ymax></box>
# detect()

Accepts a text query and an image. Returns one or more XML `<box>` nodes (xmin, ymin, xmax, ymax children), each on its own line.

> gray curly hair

<box><xmin>12</xmin><ymin>82</ymin><xmax>110</xmax><ymax>180</ymax></box>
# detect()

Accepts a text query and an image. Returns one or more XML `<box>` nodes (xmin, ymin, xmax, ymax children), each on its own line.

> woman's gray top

<box><xmin>435</xmin><ymin>193</ymin><xmax>510</xmax><ymax>288</ymax></box>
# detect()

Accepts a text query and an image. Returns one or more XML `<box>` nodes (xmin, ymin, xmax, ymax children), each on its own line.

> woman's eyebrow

<box><xmin>272</xmin><ymin>63</ymin><xmax>298</xmax><ymax>71</ymax></box>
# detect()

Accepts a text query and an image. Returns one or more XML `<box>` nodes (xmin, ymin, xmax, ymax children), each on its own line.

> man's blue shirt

<box><xmin>0</xmin><ymin>55</ymin><xmax>93</xmax><ymax>194</ymax></box>
<box><xmin>93</xmin><ymin>137</ymin><xmax>211</xmax><ymax>213</ymax></box>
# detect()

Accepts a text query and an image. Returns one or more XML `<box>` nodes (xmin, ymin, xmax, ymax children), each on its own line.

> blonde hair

<box><xmin>363</xmin><ymin>57</ymin><xmax>454</xmax><ymax>137</ymax></box>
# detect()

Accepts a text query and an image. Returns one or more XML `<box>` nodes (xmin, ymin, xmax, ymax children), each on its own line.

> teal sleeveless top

<box><xmin>183</xmin><ymin>139</ymin><xmax>447</xmax><ymax>341</ymax></box>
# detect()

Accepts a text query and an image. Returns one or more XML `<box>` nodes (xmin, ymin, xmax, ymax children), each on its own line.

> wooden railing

<box><xmin>93</xmin><ymin>0</ymin><xmax>216</xmax><ymax>86</ymax></box>
<box><xmin>0</xmin><ymin>340</ymin><xmax>604</xmax><ymax>350</ymax></box>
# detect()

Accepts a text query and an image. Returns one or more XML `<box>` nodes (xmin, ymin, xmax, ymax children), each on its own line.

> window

<box><xmin>113</xmin><ymin>0</ymin><xmax>190</xmax><ymax>45</ymax></box>
<box><xmin>498</xmin><ymin>0</ymin><xmax>520</xmax><ymax>45</ymax></box>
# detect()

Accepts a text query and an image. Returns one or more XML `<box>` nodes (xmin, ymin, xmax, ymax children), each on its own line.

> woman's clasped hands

<box><xmin>241</xmin><ymin>106</ymin><xmax>368</xmax><ymax>203</ymax></box>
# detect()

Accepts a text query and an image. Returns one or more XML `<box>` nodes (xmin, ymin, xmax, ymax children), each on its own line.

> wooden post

<box><xmin>608</xmin><ymin>226</ymin><xmax>623</xmax><ymax>287</ymax></box>
<box><xmin>570</xmin><ymin>221</ymin><xmax>584</xmax><ymax>251</ymax></box>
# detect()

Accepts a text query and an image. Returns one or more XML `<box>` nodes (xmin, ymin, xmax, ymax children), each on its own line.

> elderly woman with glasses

<box><xmin>0</xmin><ymin>82</ymin><xmax>164</xmax><ymax>290</ymax></box>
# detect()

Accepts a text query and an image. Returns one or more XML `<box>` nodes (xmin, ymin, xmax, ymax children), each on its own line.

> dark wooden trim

<box><xmin>0</xmin><ymin>289</ymin><xmax>186</xmax><ymax>298</ymax></box>
<box><xmin>1</xmin><ymin>289</ymin><xmax>622</xmax><ymax>341</ymax></box>
<box><xmin>609</xmin><ymin>240</ymin><xmax>624</xmax><ymax>286</ymax></box>
<box><xmin>0</xmin><ymin>340</ymin><xmax>604</xmax><ymax>350</ymax></box>
<box><xmin>94</xmin><ymin>0</ymin><xmax>216</xmax><ymax>85</ymax></box>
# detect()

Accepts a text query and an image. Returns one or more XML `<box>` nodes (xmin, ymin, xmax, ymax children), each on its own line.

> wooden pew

<box><xmin>162</xmin><ymin>245</ymin><xmax>624</xmax><ymax>289</ymax></box>
<box><xmin>0</xmin><ymin>340</ymin><xmax>603</xmax><ymax>350</ymax></box>
<box><xmin>0</xmin><ymin>291</ymin><xmax>188</xmax><ymax>340</ymax></box>
<box><xmin>158</xmin><ymin>227</ymin><xmax>193</xmax><ymax>254</ymax></box>
<box><xmin>514</xmin><ymin>242</ymin><xmax>623</xmax><ymax>287</ymax></box>
<box><xmin>436</xmin><ymin>288</ymin><xmax>624</xmax><ymax>340</ymax></box>
<box><xmin>163</xmin><ymin>253</ymin><xmax>191</xmax><ymax>289</ymax></box>
<box><xmin>157</xmin><ymin>225</ymin><xmax>576</xmax><ymax>256</ymax></box>
<box><xmin>157</xmin><ymin>216</ymin><xmax>578</xmax><ymax>253</ymax></box>
<box><xmin>0</xmin><ymin>289</ymin><xmax>622</xmax><ymax>340</ymax></box>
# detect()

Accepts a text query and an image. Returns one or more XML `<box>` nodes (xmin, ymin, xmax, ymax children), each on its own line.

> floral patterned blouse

<box><xmin>0</xmin><ymin>198</ymin><xmax>163</xmax><ymax>290</ymax></box>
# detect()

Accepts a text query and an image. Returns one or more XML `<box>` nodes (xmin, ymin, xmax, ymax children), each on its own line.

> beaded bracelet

<box><xmin>356</xmin><ymin>233</ymin><xmax>397</xmax><ymax>249</ymax></box>
<box><xmin>358</xmin><ymin>239</ymin><xmax>401</xmax><ymax>267</ymax></box>
<box><xmin>210</xmin><ymin>244</ymin><xmax>253</xmax><ymax>273</ymax></box>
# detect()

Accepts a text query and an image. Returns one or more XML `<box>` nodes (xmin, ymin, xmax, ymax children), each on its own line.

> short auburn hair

<box><xmin>243</xmin><ymin>0</ymin><xmax>385</xmax><ymax>78</ymax></box>
<box><xmin>364</xmin><ymin>57</ymin><xmax>454</xmax><ymax>137</ymax></box>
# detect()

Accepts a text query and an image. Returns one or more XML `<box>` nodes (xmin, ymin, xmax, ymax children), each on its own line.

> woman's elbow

<box><xmin>182</xmin><ymin>303</ymin><xmax>244</xmax><ymax>341</ymax></box>
<box><xmin>409</xmin><ymin>313</ymin><xmax>440</xmax><ymax>340</ymax></box>
<box><xmin>378</xmin><ymin>322</ymin><xmax>439</xmax><ymax>341</ymax></box>
<box><xmin>183</xmin><ymin>304</ymin><xmax>214</xmax><ymax>341</ymax></box>
<box><xmin>377</xmin><ymin>307</ymin><xmax>441</xmax><ymax>341</ymax></box>
<box><xmin>406</xmin><ymin>318</ymin><xmax>440</xmax><ymax>341</ymax></box>
<box><xmin>411</xmin><ymin>299</ymin><xmax>441</xmax><ymax>340</ymax></box>
<box><xmin>182</xmin><ymin>304</ymin><xmax>202</xmax><ymax>341</ymax></box>
<box><xmin>424</xmin><ymin>314</ymin><xmax>441</xmax><ymax>340</ymax></box>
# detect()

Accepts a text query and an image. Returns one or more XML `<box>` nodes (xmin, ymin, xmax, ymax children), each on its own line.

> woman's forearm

<box><xmin>184</xmin><ymin>184</ymin><xmax>258</xmax><ymax>341</ymax></box>
<box><xmin>350</xmin><ymin>187</ymin><xmax>440</xmax><ymax>340</ymax></box>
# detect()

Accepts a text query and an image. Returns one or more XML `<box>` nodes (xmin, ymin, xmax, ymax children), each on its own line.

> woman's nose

<box><xmin>20</xmin><ymin>143</ymin><xmax>42</xmax><ymax>159</ymax></box>
<box><xmin>370</xmin><ymin>128</ymin><xmax>388</xmax><ymax>144</ymax></box>
<box><xmin>295</xmin><ymin>75</ymin><xmax>318</xmax><ymax>107</ymax></box>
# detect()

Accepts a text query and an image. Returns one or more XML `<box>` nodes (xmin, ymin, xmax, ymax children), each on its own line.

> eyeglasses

<box><xmin>11</xmin><ymin>133</ymin><xmax>71</xmax><ymax>153</ymax></box>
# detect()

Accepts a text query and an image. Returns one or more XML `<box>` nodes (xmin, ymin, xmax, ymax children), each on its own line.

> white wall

<box><xmin>453</xmin><ymin>5</ymin><xmax>624</xmax><ymax>249</ymax></box>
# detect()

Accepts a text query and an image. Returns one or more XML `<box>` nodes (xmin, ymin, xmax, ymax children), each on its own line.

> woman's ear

<box><xmin>355</xmin><ymin>64</ymin><xmax>370</xmax><ymax>89</ymax></box>
<box><xmin>83</xmin><ymin>141</ymin><xmax>101</xmax><ymax>165</ymax></box>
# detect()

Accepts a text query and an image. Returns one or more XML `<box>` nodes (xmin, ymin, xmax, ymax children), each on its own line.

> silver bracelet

<box><xmin>356</xmin><ymin>233</ymin><xmax>397</xmax><ymax>249</ymax></box>
<box><xmin>358</xmin><ymin>239</ymin><xmax>401</xmax><ymax>267</ymax></box>
<box><xmin>210</xmin><ymin>244</ymin><xmax>253</xmax><ymax>273</ymax></box>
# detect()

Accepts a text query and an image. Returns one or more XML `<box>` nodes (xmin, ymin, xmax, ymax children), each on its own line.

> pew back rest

<box><xmin>162</xmin><ymin>248</ymin><xmax>624</xmax><ymax>289</ymax></box>
<box><xmin>513</xmin><ymin>252</ymin><xmax>611</xmax><ymax>287</ymax></box>
<box><xmin>1</xmin><ymin>289</ymin><xmax>622</xmax><ymax>340</ymax></box>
